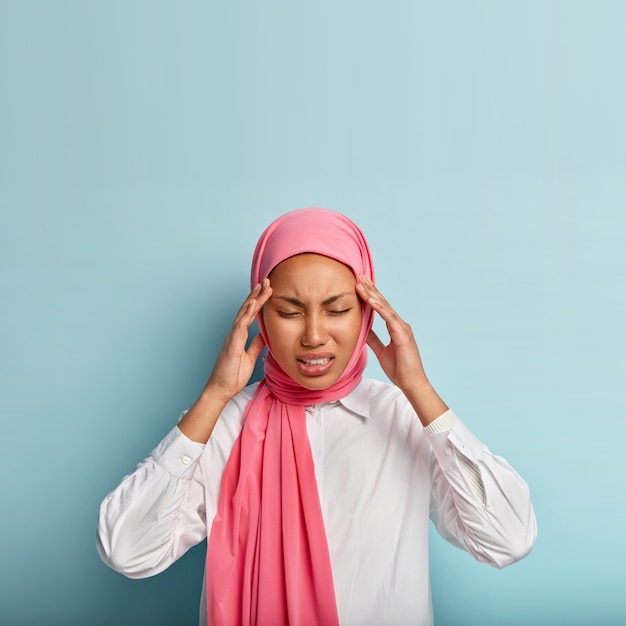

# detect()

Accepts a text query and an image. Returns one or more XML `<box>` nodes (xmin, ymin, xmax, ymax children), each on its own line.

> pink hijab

<box><xmin>206</xmin><ymin>208</ymin><xmax>375</xmax><ymax>625</ymax></box>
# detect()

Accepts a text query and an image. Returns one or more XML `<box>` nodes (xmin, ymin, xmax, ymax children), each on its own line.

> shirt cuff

<box><xmin>423</xmin><ymin>409</ymin><xmax>457</xmax><ymax>436</ymax></box>
<box><xmin>150</xmin><ymin>426</ymin><xmax>205</xmax><ymax>478</ymax></box>
<box><xmin>424</xmin><ymin>410</ymin><xmax>486</xmax><ymax>464</ymax></box>
<box><xmin>426</xmin><ymin>412</ymin><xmax>483</xmax><ymax>471</ymax></box>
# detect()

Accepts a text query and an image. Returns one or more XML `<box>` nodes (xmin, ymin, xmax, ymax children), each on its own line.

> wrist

<box><xmin>202</xmin><ymin>379</ymin><xmax>237</xmax><ymax>408</ymax></box>
<box><xmin>178</xmin><ymin>385</ymin><xmax>230</xmax><ymax>444</ymax></box>
<box><xmin>197</xmin><ymin>382</ymin><xmax>232</xmax><ymax>410</ymax></box>
<box><xmin>402</xmin><ymin>379</ymin><xmax>448</xmax><ymax>427</ymax></box>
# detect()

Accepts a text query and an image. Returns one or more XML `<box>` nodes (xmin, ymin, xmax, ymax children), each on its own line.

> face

<box><xmin>263</xmin><ymin>253</ymin><xmax>362</xmax><ymax>390</ymax></box>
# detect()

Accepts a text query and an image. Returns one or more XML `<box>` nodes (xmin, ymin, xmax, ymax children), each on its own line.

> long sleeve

<box><xmin>306</xmin><ymin>379</ymin><xmax>538</xmax><ymax>625</ymax></box>
<box><xmin>97</xmin><ymin>380</ymin><xmax>536</xmax><ymax>625</ymax></box>
<box><xmin>427</xmin><ymin>412</ymin><xmax>537</xmax><ymax>569</ymax></box>
<box><xmin>97</xmin><ymin>427</ymin><xmax>208</xmax><ymax>578</ymax></box>
<box><xmin>97</xmin><ymin>386</ymin><xmax>254</xmax><ymax>580</ymax></box>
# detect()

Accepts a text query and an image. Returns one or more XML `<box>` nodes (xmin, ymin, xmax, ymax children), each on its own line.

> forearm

<box><xmin>402</xmin><ymin>377</ymin><xmax>449</xmax><ymax>427</ymax></box>
<box><xmin>177</xmin><ymin>383</ymin><xmax>229</xmax><ymax>443</ymax></box>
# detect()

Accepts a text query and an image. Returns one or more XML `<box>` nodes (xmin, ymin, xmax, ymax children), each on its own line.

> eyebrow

<box><xmin>274</xmin><ymin>292</ymin><xmax>354</xmax><ymax>307</ymax></box>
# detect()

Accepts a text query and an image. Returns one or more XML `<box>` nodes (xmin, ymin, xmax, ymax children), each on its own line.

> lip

<box><xmin>296</xmin><ymin>352</ymin><xmax>335</xmax><ymax>377</ymax></box>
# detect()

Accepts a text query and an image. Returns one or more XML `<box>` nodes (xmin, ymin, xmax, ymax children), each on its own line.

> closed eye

<box><xmin>328</xmin><ymin>308</ymin><xmax>351</xmax><ymax>316</ymax></box>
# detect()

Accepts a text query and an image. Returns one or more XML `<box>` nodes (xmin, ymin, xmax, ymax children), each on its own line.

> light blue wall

<box><xmin>1</xmin><ymin>1</ymin><xmax>625</xmax><ymax>624</ymax></box>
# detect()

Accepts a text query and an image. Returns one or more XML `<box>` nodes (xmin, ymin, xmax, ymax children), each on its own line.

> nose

<box><xmin>301</xmin><ymin>314</ymin><xmax>328</xmax><ymax>347</ymax></box>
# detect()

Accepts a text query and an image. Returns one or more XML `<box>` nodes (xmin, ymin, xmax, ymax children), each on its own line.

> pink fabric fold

<box><xmin>206</xmin><ymin>208</ymin><xmax>375</xmax><ymax>625</ymax></box>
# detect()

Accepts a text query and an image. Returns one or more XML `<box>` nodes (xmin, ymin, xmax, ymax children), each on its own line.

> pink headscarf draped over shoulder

<box><xmin>206</xmin><ymin>208</ymin><xmax>375</xmax><ymax>626</ymax></box>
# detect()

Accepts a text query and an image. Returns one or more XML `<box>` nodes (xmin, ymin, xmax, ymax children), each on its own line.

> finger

<box><xmin>358</xmin><ymin>278</ymin><xmax>402</xmax><ymax>328</ymax></box>
<box><xmin>357</xmin><ymin>275</ymin><xmax>391</xmax><ymax>308</ymax></box>
<box><xmin>256</xmin><ymin>278</ymin><xmax>273</xmax><ymax>309</ymax></box>
<box><xmin>246</xmin><ymin>281</ymin><xmax>273</xmax><ymax>322</ymax></box>
<box><xmin>366</xmin><ymin>329</ymin><xmax>387</xmax><ymax>359</ymax></box>
<box><xmin>232</xmin><ymin>283</ymin><xmax>262</xmax><ymax>322</ymax></box>
<box><xmin>246</xmin><ymin>333</ymin><xmax>266</xmax><ymax>363</ymax></box>
<box><xmin>234</xmin><ymin>280</ymin><xmax>272</xmax><ymax>328</ymax></box>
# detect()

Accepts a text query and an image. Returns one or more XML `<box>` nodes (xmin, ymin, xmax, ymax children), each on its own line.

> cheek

<box><xmin>341</xmin><ymin>312</ymin><xmax>363</xmax><ymax>346</ymax></box>
<box><xmin>263</xmin><ymin>313</ymin><xmax>294</xmax><ymax>353</ymax></box>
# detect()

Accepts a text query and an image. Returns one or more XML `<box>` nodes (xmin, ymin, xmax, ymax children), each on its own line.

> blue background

<box><xmin>1</xmin><ymin>1</ymin><xmax>625</xmax><ymax>624</ymax></box>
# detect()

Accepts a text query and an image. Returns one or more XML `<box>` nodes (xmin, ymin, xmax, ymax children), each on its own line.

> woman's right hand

<box><xmin>178</xmin><ymin>279</ymin><xmax>273</xmax><ymax>443</ymax></box>
<box><xmin>205</xmin><ymin>278</ymin><xmax>273</xmax><ymax>404</ymax></box>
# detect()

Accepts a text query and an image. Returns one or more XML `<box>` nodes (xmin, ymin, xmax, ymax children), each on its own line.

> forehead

<box><xmin>269</xmin><ymin>253</ymin><xmax>356</xmax><ymax>291</ymax></box>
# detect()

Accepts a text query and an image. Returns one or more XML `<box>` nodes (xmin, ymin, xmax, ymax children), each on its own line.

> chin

<box><xmin>295</xmin><ymin>374</ymin><xmax>338</xmax><ymax>391</ymax></box>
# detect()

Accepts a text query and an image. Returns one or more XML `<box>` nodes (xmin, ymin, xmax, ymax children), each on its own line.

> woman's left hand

<box><xmin>356</xmin><ymin>275</ymin><xmax>448</xmax><ymax>425</ymax></box>
<box><xmin>356</xmin><ymin>275</ymin><xmax>427</xmax><ymax>392</ymax></box>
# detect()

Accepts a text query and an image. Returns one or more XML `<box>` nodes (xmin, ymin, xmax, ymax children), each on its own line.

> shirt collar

<box><xmin>337</xmin><ymin>378</ymin><xmax>370</xmax><ymax>420</ymax></box>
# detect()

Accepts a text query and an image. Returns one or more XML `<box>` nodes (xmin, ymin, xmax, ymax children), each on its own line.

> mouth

<box><xmin>299</xmin><ymin>357</ymin><xmax>332</xmax><ymax>366</ymax></box>
<box><xmin>296</xmin><ymin>354</ymin><xmax>335</xmax><ymax>376</ymax></box>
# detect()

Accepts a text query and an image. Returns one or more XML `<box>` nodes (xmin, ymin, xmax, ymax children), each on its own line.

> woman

<box><xmin>98</xmin><ymin>208</ymin><xmax>536</xmax><ymax>625</ymax></box>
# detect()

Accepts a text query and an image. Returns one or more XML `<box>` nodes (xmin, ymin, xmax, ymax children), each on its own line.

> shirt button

<box><xmin>181</xmin><ymin>455</ymin><xmax>191</xmax><ymax>465</ymax></box>
<box><xmin>444</xmin><ymin>446</ymin><xmax>452</xmax><ymax>456</ymax></box>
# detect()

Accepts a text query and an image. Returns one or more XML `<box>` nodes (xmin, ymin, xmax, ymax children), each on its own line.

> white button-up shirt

<box><xmin>97</xmin><ymin>378</ymin><xmax>536</xmax><ymax>625</ymax></box>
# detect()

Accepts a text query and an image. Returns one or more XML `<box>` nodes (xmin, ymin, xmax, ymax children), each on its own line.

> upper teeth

<box><xmin>303</xmin><ymin>358</ymin><xmax>330</xmax><ymax>365</ymax></box>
